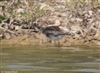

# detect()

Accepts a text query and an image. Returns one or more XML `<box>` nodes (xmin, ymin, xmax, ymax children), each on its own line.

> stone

<box><xmin>0</xmin><ymin>34</ymin><xmax>4</xmax><ymax>39</ymax></box>
<box><xmin>15</xmin><ymin>26</ymin><xmax>21</xmax><ymax>31</ymax></box>
<box><xmin>16</xmin><ymin>8</ymin><xmax>25</xmax><ymax>13</ymax></box>
<box><xmin>4</xmin><ymin>33</ymin><xmax>11</xmax><ymax>39</ymax></box>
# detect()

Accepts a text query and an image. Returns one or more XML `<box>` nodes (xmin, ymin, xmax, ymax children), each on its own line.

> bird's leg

<box><xmin>57</xmin><ymin>40</ymin><xmax>61</xmax><ymax>47</ymax></box>
<box><xmin>53</xmin><ymin>40</ymin><xmax>56</xmax><ymax>46</ymax></box>
<box><xmin>39</xmin><ymin>37</ymin><xmax>45</xmax><ymax>46</ymax></box>
<box><xmin>54</xmin><ymin>40</ymin><xmax>59</xmax><ymax>47</ymax></box>
<box><xmin>39</xmin><ymin>39</ymin><xmax>42</xmax><ymax>46</ymax></box>
<box><xmin>58</xmin><ymin>40</ymin><xmax>61</xmax><ymax>47</ymax></box>
<box><xmin>51</xmin><ymin>40</ymin><xmax>55</xmax><ymax>46</ymax></box>
<box><xmin>51</xmin><ymin>40</ymin><xmax>53</xmax><ymax>46</ymax></box>
<box><xmin>47</xmin><ymin>39</ymin><xmax>53</xmax><ymax>46</ymax></box>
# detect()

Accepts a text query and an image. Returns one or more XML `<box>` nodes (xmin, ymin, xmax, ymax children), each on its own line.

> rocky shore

<box><xmin>0</xmin><ymin>0</ymin><xmax>100</xmax><ymax>46</ymax></box>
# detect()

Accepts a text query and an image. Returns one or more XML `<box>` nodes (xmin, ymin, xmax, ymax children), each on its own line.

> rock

<box><xmin>4</xmin><ymin>33</ymin><xmax>11</xmax><ymax>39</ymax></box>
<box><xmin>1</xmin><ymin>23</ymin><xmax>9</xmax><ymax>29</ymax></box>
<box><xmin>93</xmin><ymin>40</ymin><xmax>100</xmax><ymax>45</ymax></box>
<box><xmin>0</xmin><ymin>34</ymin><xmax>4</xmax><ymax>39</ymax></box>
<box><xmin>71</xmin><ymin>26</ymin><xmax>82</xmax><ymax>33</ymax></box>
<box><xmin>70</xmin><ymin>25</ymin><xmax>84</xmax><ymax>38</ymax></box>
<box><xmin>54</xmin><ymin>19</ymin><xmax>61</xmax><ymax>26</ymax></box>
<box><xmin>15</xmin><ymin>26</ymin><xmax>21</xmax><ymax>31</ymax></box>
<box><xmin>16</xmin><ymin>8</ymin><xmax>25</xmax><ymax>13</ymax></box>
<box><xmin>75</xmin><ymin>18</ymin><xmax>83</xmax><ymax>22</ymax></box>
<box><xmin>94</xmin><ymin>35</ymin><xmax>100</xmax><ymax>40</ymax></box>
<box><xmin>55</xmin><ymin>0</ymin><xmax>66</xmax><ymax>4</ymax></box>
<box><xmin>8</xmin><ymin>24</ymin><xmax>15</xmax><ymax>30</ymax></box>
<box><xmin>40</xmin><ymin>3</ymin><xmax>54</xmax><ymax>11</ymax></box>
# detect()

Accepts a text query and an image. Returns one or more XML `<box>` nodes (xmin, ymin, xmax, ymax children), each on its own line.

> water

<box><xmin>0</xmin><ymin>46</ymin><xmax>100</xmax><ymax>73</ymax></box>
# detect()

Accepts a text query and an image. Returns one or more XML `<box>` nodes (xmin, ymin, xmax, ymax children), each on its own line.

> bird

<box><xmin>33</xmin><ymin>23</ymin><xmax>71</xmax><ymax>40</ymax></box>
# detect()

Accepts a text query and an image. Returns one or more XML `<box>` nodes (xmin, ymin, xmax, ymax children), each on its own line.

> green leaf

<box><xmin>0</xmin><ymin>15</ymin><xmax>6</xmax><ymax>23</ymax></box>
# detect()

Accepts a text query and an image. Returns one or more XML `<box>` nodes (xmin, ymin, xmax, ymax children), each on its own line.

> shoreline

<box><xmin>1</xmin><ymin>35</ymin><xmax>100</xmax><ymax>49</ymax></box>
<box><xmin>0</xmin><ymin>0</ymin><xmax>100</xmax><ymax>49</ymax></box>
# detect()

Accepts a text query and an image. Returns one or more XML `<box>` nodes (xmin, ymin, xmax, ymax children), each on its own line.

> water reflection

<box><xmin>0</xmin><ymin>46</ymin><xmax>100</xmax><ymax>73</ymax></box>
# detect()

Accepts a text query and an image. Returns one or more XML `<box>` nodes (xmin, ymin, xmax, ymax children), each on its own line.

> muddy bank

<box><xmin>0</xmin><ymin>0</ymin><xmax>100</xmax><ymax>47</ymax></box>
<box><xmin>1</xmin><ymin>34</ymin><xmax>100</xmax><ymax>48</ymax></box>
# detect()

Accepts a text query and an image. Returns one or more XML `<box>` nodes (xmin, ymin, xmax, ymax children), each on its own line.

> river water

<box><xmin>0</xmin><ymin>46</ymin><xmax>100</xmax><ymax>73</ymax></box>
